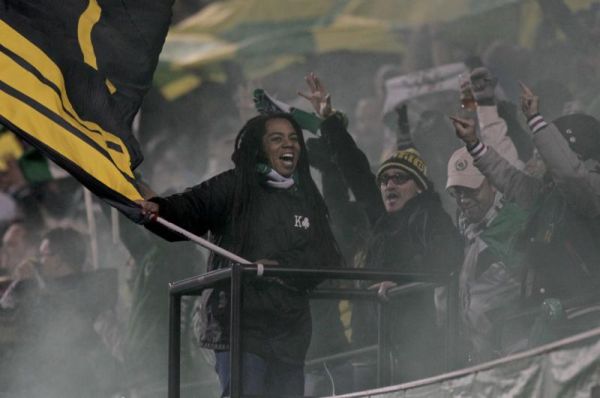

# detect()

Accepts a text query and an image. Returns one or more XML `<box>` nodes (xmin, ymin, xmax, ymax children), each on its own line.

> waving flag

<box><xmin>0</xmin><ymin>0</ymin><xmax>173</xmax><ymax>222</ymax></box>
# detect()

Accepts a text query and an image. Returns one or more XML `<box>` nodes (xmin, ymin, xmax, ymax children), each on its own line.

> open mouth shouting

<box><xmin>272</xmin><ymin>150</ymin><xmax>299</xmax><ymax>176</ymax></box>
<box><xmin>384</xmin><ymin>191</ymin><xmax>400</xmax><ymax>208</ymax></box>
<box><xmin>378</xmin><ymin>169</ymin><xmax>420</xmax><ymax>213</ymax></box>
<box><xmin>280</xmin><ymin>153</ymin><xmax>295</xmax><ymax>168</ymax></box>
<box><xmin>262</xmin><ymin>118</ymin><xmax>302</xmax><ymax>177</ymax></box>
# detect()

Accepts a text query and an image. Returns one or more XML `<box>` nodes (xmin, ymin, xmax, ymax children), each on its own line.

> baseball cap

<box><xmin>446</xmin><ymin>147</ymin><xmax>485</xmax><ymax>189</ymax></box>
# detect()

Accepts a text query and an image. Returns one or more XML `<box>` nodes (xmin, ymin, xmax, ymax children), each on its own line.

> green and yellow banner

<box><xmin>158</xmin><ymin>0</ymin><xmax>599</xmax><ymax>99</ymax></box>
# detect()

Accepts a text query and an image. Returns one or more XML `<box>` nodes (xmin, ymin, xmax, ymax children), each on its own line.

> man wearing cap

<box><xmin>453</xmin><ymin>82</ymin><xmax>600</xmax><ymax>217</ymax></box>
<box><xmin>299</xmin><ymin>73</ymin><xmax>463</xmax><ymax>383</ymax></box>
<box><xmin>445</xmin><ymin>146</ymin><xmax>529</xmax><ymax>362</ymax></box>
<box><xmin>451</xmin><ymin>84</ymin><xmax>600</xmax><ymax>345</ymax></box>
<box><xmin>446</xmin><ymin>71</ymin><xmax>537</xmax><ymax>357</ymax></box>
<box><xmin>444</xmin><ymin>67</ymin><xmax>534</xmax><ymax>361</ymax></box>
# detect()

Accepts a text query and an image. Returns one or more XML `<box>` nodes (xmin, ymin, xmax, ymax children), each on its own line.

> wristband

<box><xmin>528</xmin><ymin>113</ymin><xmax>548</xmax><ymax>135</ymax></box>
<box><xmin>467</xmin><ymin>139</ymin><xmax>487</xmax><ymax>160</ymax></box>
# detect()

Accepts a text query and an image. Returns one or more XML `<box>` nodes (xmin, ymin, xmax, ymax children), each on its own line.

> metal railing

<box><xmin>167</xmin><ymin>265</ymin><xmax>459</xmax><ymax>398</ymax></box>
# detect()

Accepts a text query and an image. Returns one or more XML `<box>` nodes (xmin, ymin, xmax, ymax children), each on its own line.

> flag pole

<box><xmin>111</xmin><ymin>208</ymin><xmax>120</xmax><ymax>244</ymax></box>
<box><xmin>154</xmin><ymin>216</ymin><xmax>252</xmax><ymax>265</ymax></box>
<box><xmin>84</xmin><ymin>188</ymin><xmax>99</xmax><ymax>270</ymax></box>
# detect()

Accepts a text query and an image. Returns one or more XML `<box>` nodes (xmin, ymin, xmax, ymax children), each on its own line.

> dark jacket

<box><xmin>320</xmin><ymin>115</ymin><xmax>463</xmax><ymax>381</ymax></box>
<box><xmin>146</xmin><ymin>170</ymin><xmax>340</xmax><ymax>364</ymax></box>
<box><xmin>364</xmin><ymin>190</ymin><xmax>460</xmax><ymax>274</ymax></box>
<box><xmin>319</xmin><ymin>115</ymin><xmax>462</xmax><ymax>277</ymax></box>
<box><xmin>521</xmin><ymin>184</ymin><xmax>600</xmax><ymax>303</ymax></box>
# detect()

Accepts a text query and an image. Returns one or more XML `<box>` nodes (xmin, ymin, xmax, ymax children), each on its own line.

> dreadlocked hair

<box><xmin>229</xmin><ymin>112</ymin><xmax>343</xmax><ymax>269</ymax></box>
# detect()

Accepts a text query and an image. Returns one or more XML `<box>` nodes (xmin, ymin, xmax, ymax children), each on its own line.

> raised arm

<box><xmin>470</xmin><ymin>67</ymin><xmax>523</xmax><ymax>169</ymax></box>
<box><xmin>298</xmin><ymin>73</ymin><xmax>385</xmax><ymax>226</ymax></box>
<box><xmin>520</xmin><ymin>82</ymin><xmax>600</xmax><ymax>217</ymax></box>
<box><xmin>451</xmin><ymin>115</ymin><xmax>543</xmax><ymax>209</ymax></box>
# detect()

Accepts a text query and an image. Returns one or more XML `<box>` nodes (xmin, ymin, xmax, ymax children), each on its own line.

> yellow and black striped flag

<box><xmin>0</xmin><ymin>0</ymin><xmax>173</xmax><ymax>222</ymax></box>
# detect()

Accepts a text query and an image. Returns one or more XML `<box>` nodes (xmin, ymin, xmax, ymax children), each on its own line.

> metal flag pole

<box><xmin>154</xmin><ymin>216</ymin><xmax>252</xmax><ymax>265</ymax></box>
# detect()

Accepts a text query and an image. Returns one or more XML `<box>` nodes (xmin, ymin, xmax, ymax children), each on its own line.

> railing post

<box><xmin>168</xmin><ymin>292</ymin><xmax>181</xmax><ymax>398</ymax></box>
<box><xmin>230</xmin><ymin>264</ymin><xmax>243</xmax><ymax>398</ymax></box>
<box><xmin>166</xmin><ymin>267</ymin><xmax>443</xmax><ymax>396</ymax></box>
<box><xmin>376</xmin><ymin>302</ymin><xmax>391</xmax><ymax>387</ymax></box>
<box><xmin>445</xmin><ymin>272</ymin><xmax>459</xmax><ymax>372</ymax></box>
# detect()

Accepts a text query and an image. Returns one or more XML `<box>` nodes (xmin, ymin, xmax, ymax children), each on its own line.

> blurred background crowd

<box><xmin>2</xmin><ymin>0</ymin><xmax>600</xmax><ymax>396</ymax></box>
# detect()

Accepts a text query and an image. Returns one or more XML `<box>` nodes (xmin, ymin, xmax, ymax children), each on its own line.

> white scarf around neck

<box><xmin>264</xmin><ymin>168</ymin><xmax>295</xmax><ymax>189</ymax></box>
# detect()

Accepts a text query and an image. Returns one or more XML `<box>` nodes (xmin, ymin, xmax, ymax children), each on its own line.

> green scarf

<box><xmin>480</xmin><ymin>201</ymin><xmax>530</xmax><ymax>270</ymax></box>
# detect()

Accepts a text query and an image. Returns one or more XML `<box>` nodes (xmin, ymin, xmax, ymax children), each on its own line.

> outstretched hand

<box><xmin>449</xmin><ymin>115</ymin><xmax>478</xmax><ymax>146</ymax></box>
<box><xmin>298</xmin><ymin>72</ymin><xmax>333</xmax><ymax>118</ymax></box>
<box><xmin>519</xmin><ymin>81</ymin><xmax>539</xmax><ymax>118</ymax></box>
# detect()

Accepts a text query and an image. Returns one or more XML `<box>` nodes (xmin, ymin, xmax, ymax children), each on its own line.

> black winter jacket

<box><xmin>319</xmin><ymin>115</ymin><xmax>462</xmax><ymax>276</ymax></box>
<box><xmin>146</xmin><ymin>170</ymin><xmax>340</xmax><ymax>363</ymax></box>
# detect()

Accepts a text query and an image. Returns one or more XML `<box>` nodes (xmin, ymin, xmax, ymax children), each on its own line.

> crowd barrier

<box><xmin>167</xmin><ymin>265</ymin><xmax>458</xmax><ymax>398</ymax></box>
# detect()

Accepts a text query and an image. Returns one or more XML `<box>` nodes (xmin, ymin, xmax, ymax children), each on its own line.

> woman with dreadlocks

<box><xmin>139</xmin><ymin>112</ymin><xmax>343</xmax><ymax>397</ymax></box>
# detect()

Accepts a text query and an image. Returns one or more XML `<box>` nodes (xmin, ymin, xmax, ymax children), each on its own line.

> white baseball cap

<box><xmin>446</xmin><ymin>147</ymin><xmax>485</xmax><ymax>190</ymax></box>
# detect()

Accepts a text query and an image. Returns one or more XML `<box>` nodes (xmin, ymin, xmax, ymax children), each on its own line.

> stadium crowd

<box><xmin>1</xmin><ymin>1</ymin><xmax>600</xmax><ymax>397</ymax></box>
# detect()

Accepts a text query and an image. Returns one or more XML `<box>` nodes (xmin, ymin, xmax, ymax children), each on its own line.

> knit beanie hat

<box><xmin>552</xmin><ymin>113</ymin><xmax>600</xmax><ymax>161</ymax></box>
<box><xmin>376</xmin><ymin>148</ymin><xmax>429</xmax><ymax>191</ymax></box>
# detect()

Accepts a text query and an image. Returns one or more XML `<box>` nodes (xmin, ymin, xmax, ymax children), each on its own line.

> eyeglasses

<box><xmin>447</xmin><ymin>184</ymin><xmax>483</xmax><ymax>199</ymax></box>
<box><xmin>378</xmin><ymin>173</ymin><xmax>411</xmax><ymax>186</ymax></box>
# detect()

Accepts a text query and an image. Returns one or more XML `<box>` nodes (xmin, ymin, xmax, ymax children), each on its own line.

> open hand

<box><xmin>449</xmin><ymin>116</ymin><xmax>478</xmax><ymax>146</ymax></box>
<box><xmin>519</xmin><ymin>81</ymin><xmax>539</xmax><ymax>118</ymax></box>
<box><xmin>298</xmin><ymin>72</ymin><xmax>333</xmax><ymax>118</ymax></box>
